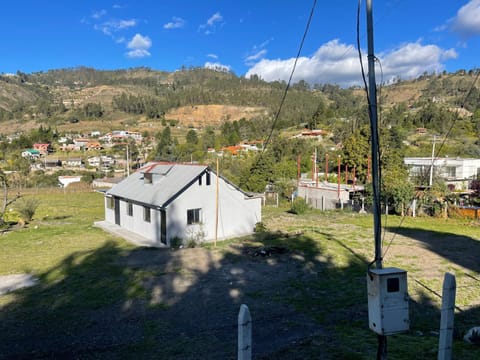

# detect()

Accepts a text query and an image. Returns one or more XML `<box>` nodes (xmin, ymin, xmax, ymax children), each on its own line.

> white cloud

<box><xmin>244</xmin><ymin>38</ymin><xmax>272</xmax><ymax>66</ymax></box>
<box><xmin>199</xmin><ymin>12</ymin><xmax>224</xmax><ymax>34</ymax></box>
<box><xmin>207</xmin><ymin>12</ymin><xmax>223</xmax><ymax>26</ymax></box>
<box><xmin>207</xmin><ymin>54</ymin><xmax>218</xmax><ymax>59</ymax></box>
<box><xmin>94</xmin><ymin>18</ymin><xmax>137</xmax><ymax>35</ymax></box>
<box><xmin>245</xmin><ymin>39</ymin><xmax>457</xmax><ymax>87</ymax></box>
<box><xmin>380</xmin><ymin>41</ymin><xmax>458</xmax><ymax>81</ymax></box>
<box><xmin>451</xmin><ymin>0</ymin><xmax>480</xmax><ymax>38</ymax></box>
<box><xmin>127</xmin><ymin>49</ymin><xmax>151</xmax><ymax>58</ymax></box>
<box><xmin>91</xmin><ymin>10</ymin><xmax>107</xmax><ymax>20</ymax></box>
<box><xmin>126</xmin><ymin>34</ymin><xmax>152</xmax><ymax>58</ymax></box>
<box><xmin>204</xmin><ymin>62</ymin><xmax>231</xmax><ymax>73</ymax></box>
<box><xmin>164</xmin><ymin>16</ymin><xmax>186</xmax><ymax>29</ymax></box>
<box><xmin>245</xmin><ymin>49</ymin><xmax>267</xmax><ymax>64</ymax></box>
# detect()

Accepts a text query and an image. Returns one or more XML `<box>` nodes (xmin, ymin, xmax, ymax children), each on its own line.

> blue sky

<box><xmin>2</xmin><ymin>0</ymin><xmax>480</xmax><ymax>86</ymax></box>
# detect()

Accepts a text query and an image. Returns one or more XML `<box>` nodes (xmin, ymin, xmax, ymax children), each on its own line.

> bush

<box><xmin>16</xmin><ymin>198</ymin><xmax>40</xmax><ymax>222</ymax></box>
<box><xmin>170</xmin><ymin>237</ymin><xmax>183</xmax><ymax>248</ymax></box>
<box><xmin>255</xmin><ymin>222</ymin><xmax>267</xmax><ymax>232</ymax></box>
<box><xmin>290</xmin><ymin>197</ymin><xmax>309</xmax><ymax>215</ymax></box>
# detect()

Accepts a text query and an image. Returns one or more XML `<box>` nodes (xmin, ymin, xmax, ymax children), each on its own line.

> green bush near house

<box><xmin>290</xmin><ymin>196</ymin><xmax>309</xmax><ymax>215</ymax></box>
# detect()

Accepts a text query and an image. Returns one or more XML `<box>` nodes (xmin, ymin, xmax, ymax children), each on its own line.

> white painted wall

<box><xmin>104</xmin><ymin>171</ymin><xmax>261</xmax><ymax>246</ymax></box>
<box><xmin>166</xmin><ymin>172</ymin><xmax>261</xmax><ymax>244</ymax></box>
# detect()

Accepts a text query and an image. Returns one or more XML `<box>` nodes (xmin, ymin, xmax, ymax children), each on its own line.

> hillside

<box><xmin>0</xmin><ymin>67</ymin><xmax>478</xmax><ymax>158</ymax></box>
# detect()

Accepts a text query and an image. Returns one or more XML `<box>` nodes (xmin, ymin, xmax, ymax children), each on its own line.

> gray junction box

<box><xmin>367</xmin><ymin>267</ymin><xmax>409</xmax><ymax>335</ymax></box>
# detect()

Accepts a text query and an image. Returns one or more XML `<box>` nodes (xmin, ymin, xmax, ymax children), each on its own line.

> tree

<box><xmin>186</xmin><ymin>129</ymin><xmax>199</xmax><ymax>145</ymax></box>
<box><xmin>0</xmin><ymin>171</ymin><xmax>21</xmax><ymax>228</ymax></box>
<box><xmin>155</xmin><ymin>127</ymin><xmax>176</xmax><ymax>161</ymax></box>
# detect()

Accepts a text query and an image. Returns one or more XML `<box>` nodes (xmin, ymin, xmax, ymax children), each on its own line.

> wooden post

<box><xmin>325</xmin><ymin>153</ymin><xmax>329</xmax><ymax>182</ymax></box>
<box><xmin>238</xmin><ymin>304</ymin><xmax>252</xmax><ymax>360</ymax></box>
<box><xmin>438</xmin><ymin>273</ymin><xmax>456</xmax><ymax>360</ymax></box>
<box><xmin>215</xmin><ymin>158</ymin><xmax>219</xmax><ymax>247</ymax></box>
<box><xmin>297</xmin><ymin>154</ymin><xmax>300</xmax><ymax>188</ymax></box>
<box><xmin>337</xmin><ymin>155</ymin><xmax>341</xmax><ymax>199</ymax></box>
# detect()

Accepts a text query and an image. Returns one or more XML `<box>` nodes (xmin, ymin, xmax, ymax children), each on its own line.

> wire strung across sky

<box><xmin>256</xmin><ymin>0</ymin><xmax>317</xmax><ymax>159</ymax></box>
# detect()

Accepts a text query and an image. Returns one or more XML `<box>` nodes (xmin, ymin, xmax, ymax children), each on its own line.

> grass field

<box><xmin>0</xmin><ymin>189</ymin><xmax>479</xmax><ymax>359</ymax></box>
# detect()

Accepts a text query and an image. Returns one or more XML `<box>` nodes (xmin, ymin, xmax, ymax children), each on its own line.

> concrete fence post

<box><xmin>238</xmin><ymin>304</ymin><xmax>252</xmax><ymax>360</ymax></box>
<box><xmin>438</xmin><ymin>273</ymin><xmax>456</xmax><ymax>360</ymax></box>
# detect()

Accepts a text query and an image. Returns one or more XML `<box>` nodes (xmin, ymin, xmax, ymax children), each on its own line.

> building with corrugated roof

<box><xmin>99</xmin><ymin>162</ymin><xmax>261</xmax><ymax>247</ymax></box>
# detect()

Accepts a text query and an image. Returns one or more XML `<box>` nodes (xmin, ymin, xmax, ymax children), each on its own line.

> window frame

<box><xmin>126</xmin><ymin>201</ymin><xmax>133</xmax><ymax>216</ymax></box>
<box><xmin>187</xmin><ymin>208</ymin><xmax>201</xmax><ymax>225</ymax></box>
<box><xmin>143</xmin><ymin>206</ymin><xmax>151</xmax><ymax>223</ymax></box>
<box><xmin>106</xmin><ymin>196</ymin><xmax>115</xmax><ymax>209</ymax></box>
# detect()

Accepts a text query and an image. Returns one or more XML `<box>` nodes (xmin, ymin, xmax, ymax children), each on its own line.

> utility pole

<box><xmin>366</xmin><ymin>0</ymin><xmax>386</xmax><ymax>358</ymax></box>
<box><xmin>126</xmin><ymin>144</ymin><xmax>130</xmax><ymax>177</ymax></box>
<box><xmin>429</xmin><ymin>135</ymin><xmax>436</xmax><ymax>187</ymax></box>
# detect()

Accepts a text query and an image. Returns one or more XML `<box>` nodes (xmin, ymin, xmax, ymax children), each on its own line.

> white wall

<box><xmin>166</xmin><ymin>172</ymin><xmax>261</xmax><ymax>244</ymax></box>
<box><xmin>104</xmin><ymin>172</ymin><xmax>262</xmax><ymax>246</ymax></box>
<box><xmin>104</xmin><ymin>196</ymin><xmax>162</xmax><ymax>245</ymax></box>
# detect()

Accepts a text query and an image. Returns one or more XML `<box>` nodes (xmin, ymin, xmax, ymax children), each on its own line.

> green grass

<box><xmin>1</xmin><ymin>193</ymin><xmax>480</xmax><ymax>359</ymax></box>
<box><xmin>0</xmin><ymin>190</ymin><xmax>134</xmax><ymax>275</ymax></box>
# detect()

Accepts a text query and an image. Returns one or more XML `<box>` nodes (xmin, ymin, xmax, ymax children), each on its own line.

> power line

<box><xmin>259</xmin><ymin>0</ymin><xmax>317</xmax><ymax>157</ymax></box>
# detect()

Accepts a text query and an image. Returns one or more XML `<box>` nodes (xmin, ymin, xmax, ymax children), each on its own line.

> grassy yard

<box><xmin>0</xmin><ymin>189</ymin><xmax>479</xmax><ymax>359</ymax></box>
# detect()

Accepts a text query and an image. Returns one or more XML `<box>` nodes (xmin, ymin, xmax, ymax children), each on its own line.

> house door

<box><xmin>114</xmin><ymin>198</ymin><xmax>121</xmax><ymax>225</ymax></box>
<box><xmin>160</xmin><ymin>210</ymin><xmax>167</xmax><ymax>245</ymax></box>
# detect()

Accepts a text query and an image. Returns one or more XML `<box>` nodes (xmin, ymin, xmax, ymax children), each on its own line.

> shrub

<box><xmin>16</xmin><ymin>198</ymin><xmax>40</xmax><ymax>222</ymax></box>
<box><xmin>290</xmin><ymin>197</ymin><xmax>309</xmax><ymax>215</ymax></box>
<box><xmin>255</xmin><ymin>222</ymin><xmax>267</xmax><ymax>233</ymax></box>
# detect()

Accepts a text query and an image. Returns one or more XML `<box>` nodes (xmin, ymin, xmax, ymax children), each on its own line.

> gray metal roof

<box><xmin>106</xmin><ymin>162</ymin><xmax>208</xmax><ymax>208</ymax></box>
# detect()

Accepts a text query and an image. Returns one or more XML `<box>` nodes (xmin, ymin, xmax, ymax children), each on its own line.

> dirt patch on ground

<box><xmin>166</xmin><ymin>104</ymin><xmax>268</xmax><ymax>128</ymax></box>
<box><xmin>0</xmin><ymin>244</ymin><xmax>326</xmax><ymax>359</ymax></box>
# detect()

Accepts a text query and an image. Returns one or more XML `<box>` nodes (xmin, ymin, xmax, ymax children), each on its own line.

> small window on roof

<box><xmin>144</xmin><ymin>172</ymin><xmax>153</xmax><ymax>184</ymax></box>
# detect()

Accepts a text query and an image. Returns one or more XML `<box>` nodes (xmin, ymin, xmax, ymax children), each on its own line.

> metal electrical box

<box><xmin>367</xmin><ymin>267</ymin><xmax>409</xmax><ymax>335</ymax></box>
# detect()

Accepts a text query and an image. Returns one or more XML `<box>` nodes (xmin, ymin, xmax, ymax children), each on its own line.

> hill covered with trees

<box><xmin>0</xmin><ymin>66</ymin><xmax>479</xmax><ymax>212</ymax></box>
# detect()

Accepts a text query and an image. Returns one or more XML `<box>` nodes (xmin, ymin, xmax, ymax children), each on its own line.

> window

<box><xmin>143</xmin><ymin>206</ymin><xmax>151</xmax><ymax>222</ymax></box>
<box><xmin>106</xmin><ymin>196</ymin><xmax>114</xmax><ymax>209</ymax></box>
<box><xmin>144</xmin><ymin>172</ymin><xmax>153</xmax><ymax>184</ymax></box>
<box><xmin>198</xmin><ymin>175</ymin><xmax>202</xmax><ymax>186</ymax></box>
<box><xmin>187</xmin><ymin>208</ymin><xmax>201</xmax><ymax>225</ymax></box>
<box><xmin>206</xmin><ymin>172</ymin><xmax>211</xmax><ymax>186</ymax></box>
<box><xmin>126</xmin><ymin>201</ymin><xmax>133</xmax><ymax>216</ymax></box>
<box><xmin>445</xmin><ymin>166</ymin><xmax>456</xmax><ymax>178</ymax></box>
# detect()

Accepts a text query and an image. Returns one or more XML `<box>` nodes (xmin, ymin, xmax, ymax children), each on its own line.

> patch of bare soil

<box><xmin>119</xmin><ymin>245</ymin><xmax>325</xmax><ymax>358</ymax></box>
<box><xmin>165</xmin><ymin>104</ymin><xmax>268</xmax><ymax>128</ymax></box>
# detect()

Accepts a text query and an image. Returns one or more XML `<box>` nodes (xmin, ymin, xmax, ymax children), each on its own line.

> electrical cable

<box><xmin>257</xmin><ymin>0</ymin><xmax>317</xmax><ymax>158</ymax></box>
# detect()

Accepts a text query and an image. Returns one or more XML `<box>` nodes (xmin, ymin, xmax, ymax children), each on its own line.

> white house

<box><xmin>404</xmin><ymin>157</ymin><xmax>480</xmax><ymax>190</ymax></box>
<box><xmin>58</xmin><ymin>175</ymin><xmax>82</xmax><ymax>188</ymax></box>
<box><xmin>100</xmin><ymin>162</ymin><xmax>262</xmax><ymax>247</ymax></box>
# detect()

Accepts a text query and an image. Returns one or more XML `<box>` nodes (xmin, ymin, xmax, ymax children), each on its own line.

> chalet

<box><xmin>98</xmin><ymin>162</ymin><xmax>261</xmax><ymax>247</ymax></box>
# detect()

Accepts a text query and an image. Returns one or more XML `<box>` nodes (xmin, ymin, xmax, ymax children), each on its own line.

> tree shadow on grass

<box><xmin>387</xmin><ymin>226</ymin><xmax>480</xmax><ymax>273</ymax></box>
<box><xmin>2</xmin><ymin>227</ymin><xmax>479</xmax><ymax>359</ymax></box>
